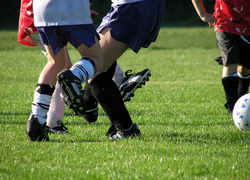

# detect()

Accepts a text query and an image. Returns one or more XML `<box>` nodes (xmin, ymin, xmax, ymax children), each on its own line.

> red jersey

<box><xmin>213</xmin><ymin>0</ymin><xmax>250</xmax><ymax>35</ymax></box>
<box><xmin>18</xmin><ymin>0</ymin><xmax>37</xmax><ymax>46</ymax></box>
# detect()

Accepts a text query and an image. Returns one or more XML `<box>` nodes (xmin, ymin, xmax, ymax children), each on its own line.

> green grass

<box><xmin>0</xmin><ymin>27</ymin><xmax>249</xmax><ymax>180</ymax></box>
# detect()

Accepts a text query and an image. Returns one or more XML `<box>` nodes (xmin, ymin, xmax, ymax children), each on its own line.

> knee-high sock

<box><xmin>222</xmin><ymin>76</ymin><xmax>239</xmax><ymax>108</ymax></box>
<box><xmin>70</xmin><ymin>58</ymin><xmax>96</xmax><ymax>83</ymax></box>
<box><xmin>237</xmin><ymin>72</ymin><xmax>250</xmax><ymax>98</ymax></box>
<box><xmin>46</xmin><ymin>81</ymin><xmax>66</xmax><ymax>128</ymax></box>
<box><xmin>32</xmin><ymin>84</ymin><xmax>55</xmax><ymax>124</ymax></box>
<box><xmin>83</xmin><ymin>61</ymin><xmax>118</xmax><ymax>110</ymax></box>
<box><xmin>238</xmin><ymin>78</ymin><xmax>250</xmax><ymax>98</ymax></box>
<box><xmin>89</xmin><ymin>72</ymin><xmax>133</xmax><ymax>129</ymax></box>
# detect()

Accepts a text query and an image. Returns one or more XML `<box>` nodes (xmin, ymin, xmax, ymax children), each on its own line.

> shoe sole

<box><xmin>57</xmin><ymin>69</ymin><xmax>85</xmax><ymax>116</ymax></box>
<box><xmin>49</xmin><ymin>128</ymin><xmax>71</xmax><ymax>135</ymax></box>
<box><xmin>121</xmin><ymin>69</ymin><xmax>151</xmax><ymax>102</ymax></box>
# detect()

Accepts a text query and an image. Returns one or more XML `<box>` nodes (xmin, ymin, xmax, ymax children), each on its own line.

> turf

<box><xmin>0</xmin><ymin>27</ymin><xmax>249</xmax><ymax>180</ymax></box>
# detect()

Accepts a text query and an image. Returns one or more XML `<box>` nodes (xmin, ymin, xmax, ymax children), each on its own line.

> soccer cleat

<box><xmin>57</xmin><ymin>69</ymin><xmax>85</xmax><ymax>116</ymax></box>
<box><xmin>26</xmin><ymin>114</ymin><xmax>49</xmax><ymax>142</ymax></box>
<box><xmin>225</xmin><ymin>103</ymin><xmax>234</xmax><ymax>115</ymax></box>
<box><xmin>49</xmin><ymin>121</ymin><xmax>70</xmax><ymax>134</ymax></box>
<box><xmin>227</xmin><ymin>106</ymin><xmax>233</xmax><ymax>115</ymax></box>
<box><xmin>105</xmin><ymin>124</ymin><xmax>115</xmax><ymax>138</ymax></box>
<box><xmin>107</xmin><ymin>124</ymin><xmax>141</xmax><ymax>140</ymax></box>
<box><xmin>120</xmin><ymin>69</ymin><xmax>151</xmax><ymax>102</ymax></box>
<box><xmin>82</xmin><ymin>107</ymin><xmax>99</xmax><ymax>123</ymax></box>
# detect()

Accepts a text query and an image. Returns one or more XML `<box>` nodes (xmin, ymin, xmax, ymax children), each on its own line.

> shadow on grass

<box><xmin>48</xmin><ymin>139</ymin><xmax>105</xmax><ymax>143</ymax></box>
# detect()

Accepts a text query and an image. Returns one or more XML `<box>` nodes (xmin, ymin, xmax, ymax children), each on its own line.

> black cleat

<box><xmin>107</xmin><ymin>124</ymin><xmax>141</xmax><ymax>140</ymax></box>
<box><xmin>120</xmin><ymin>69</ymin><xmax>151</xmax><ymax>102</ymax></box>
<box><xmin>57</xmin><ymin>69</ymin><xmax>85</xmax><ymax>116</ymax></box>
<box><xmin>26</xmin><ymin>114</ymin><xmax>49</xmax><ymax>142</ymax></box>
<box><xmin>49</xmin><ymin>121</ymin><xmax>70</xmax><ymax>134</ymax></box>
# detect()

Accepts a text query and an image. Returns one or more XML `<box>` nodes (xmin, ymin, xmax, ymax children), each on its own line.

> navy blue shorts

<box><xmin>216</xmin><ymin>32</ymin><xmax>250</xmax><ymax>68</ymax></box>
<box><xmin>97</xmin><ymin>0</ymin><xmax>165</xmax><ymax>53</ymax></box>
<box><xmin>37</xmin><ymin>24</ymin><xmax>99</xmax><ymax>55</ymax></box>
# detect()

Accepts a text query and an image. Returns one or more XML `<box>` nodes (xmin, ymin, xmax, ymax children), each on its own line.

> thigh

<box><xmin>99</xmin><ymin>27</ymin><xmax>128</xmax><ymax>71</ymax></box>
<box><xmin>37</xmin><ymin>27</ymin><xmax>66</xmax><ymax>56</ymax></box>
<box><xmin>216</xmin><ymin>32</ymin><xmax>240</xmax><ymax>66</ymax></box>
<box><xmin>76</xmin><ymin>36</ymin><xmax>103</xmax><ymax>70</ymax></box>
<box><xmin>97</xmin><ymin>0</ymin><xmax>165</xmax><ymax>53</ymax></box>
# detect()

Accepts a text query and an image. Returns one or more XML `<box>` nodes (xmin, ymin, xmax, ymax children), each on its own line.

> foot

<box><xmin>107</xmin><ymin>124</ymin><xmax>141</xmax><ymax>140</ymax></box>
<box><xmin>227</xmin><ymin>107</ymin><xmax>233</xmax><ymax>115</ymax></box>
<box><xmin>26</xmin><ymin>114</ymin><xmax>49</xmax><ymax>142</ymax></box>
<box><xmin>225</xmin><ymin>103</ymin><xmax>234</xmax><ymax>115</ymax></box>
<box><xmin>57</xmin><ymin>69</ymin><xmax>85</xmax><ymax>116</ymax></box>
<box><xmin>120</xmin><ymin>69</ymin><xmax>151</xmax><ymax>102</ymax></box>
<box><xmin>49</xmin><ymin>121</ymin><xmax>70</xmax><ymax>134</ymax></box>
<box><xmin>82</xmin><ymin>107</ymin><xmax>99</xmax><ymax>123</ymax></box>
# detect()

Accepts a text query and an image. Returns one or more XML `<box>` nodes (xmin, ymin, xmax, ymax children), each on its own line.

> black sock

<box><xmin>222</xmin><ymin>76</ymin><xmax>239</xmax><ymax>109</ymax></box>
<box><xmin>36</xmin><ymin>84</ymin><xmax>55</xmax><ymax>95</ymax></box>
<box><xmin>83</xmin><ymin>61</ymin><xmax>118</xmax><ymax>110</ymax></box>
<box><xmin>89</xmin><ymin>72</ymin><xmax>132</xmax><ymax>129</ymax></box>
<box><xmin>238</xmin><ymin>78</ymin><xmax>250</xmax><ymax>98</ymax></box>
<box><xmin>83</xmin><ymin>82</ymin><xmax>98</xmax><ymax>110</ymax></box>
<box><xmin>106</xmin><ymin>61</ymin><xmax>117</xmax><ymax>78</ymax></box>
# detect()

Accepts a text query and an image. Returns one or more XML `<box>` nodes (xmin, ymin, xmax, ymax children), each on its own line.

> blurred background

<box><xmin>0</xmin><ymin>0</ymin><xmax>215</xmax><ymax>30</ymax></box>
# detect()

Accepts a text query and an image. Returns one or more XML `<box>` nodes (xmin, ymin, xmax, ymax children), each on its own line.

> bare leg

<box><xmin>47</xmin><ymin>48</ymin><xmax>72</xmax><ymax>128</ymax></box>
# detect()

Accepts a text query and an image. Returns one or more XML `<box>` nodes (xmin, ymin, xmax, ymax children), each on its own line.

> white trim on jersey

<box><xmin>111</xmin><ymin>0</ymin><xmax>143</xmax><ymax>6</ymax></box>
<box><xmin>240</xmin><ymin>35</ymin><xmax>250</xmax><ymax>45</ymax></box>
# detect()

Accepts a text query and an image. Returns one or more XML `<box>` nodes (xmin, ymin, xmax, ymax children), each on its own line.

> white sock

<box><xmin>112</xmin><ymin>64</ymin><xmax>124</xmax><ymax>87</ymax></box>
<box><xmin>46</xmin><ymin>81</ymin><xmax>66</xmax><ymax>128</ymax></box>
<box><xmin>32</xmin><ymin>91</ymin><xmax>52</xmax><ymax>124</ymax></box>
<box><xmin>70</xmin><ymin>58</ymin><xmax>95</xmax><ymax>83</ymax></box>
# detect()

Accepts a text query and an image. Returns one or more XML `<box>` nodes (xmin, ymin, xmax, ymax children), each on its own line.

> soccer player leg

<box><xmin>237</xmin><ymin>67</ymin><xmax>250</xmax><ymax>99</ymax></box>
<box><xmin>89</xmin><ymin>72</ymin><xmax>140</xmax><ymax>139</ymax></box>
<box><xmin>222</xmin><ymin>65</ymin><xmax>239</xmax><ymax>114</ymax></box>
<box><xmin>27</xmin><ymin>84</ymin><xmax>55</xmax><ymax>142</ymax></box>
<box><xmin>27</xmin><ymin>44</ymin><xmax>67</xmax><ymax>141</ymax></box>
<box><xmin>82</xmin><ymin>61</ymin><xmax>117</xmax><ymax>123</ymax></box>
<box><xmin>237</xmin><ymin>36</ymin><xmax>250</xmax><ymax>99</ymax></box>
<box><xmin>57</xmin><ymin>57</ymin><xmax>95</xmax><ymax>116</ymax></box>
<box><xmin>47</xmin><ymin>48</ymin><xmax>72</xmax><ymax>133</ymax></box>
<box><xmin>57</xmin><ymin>37</ymin><xmax>102</xmax><ymax>116</ymax></box>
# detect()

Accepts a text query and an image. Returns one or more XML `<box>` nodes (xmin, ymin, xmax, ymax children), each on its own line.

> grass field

<box><xmin>0</xmin><ymin>27</ymin><xmax>249</xmax><ymax>180</ymax></box>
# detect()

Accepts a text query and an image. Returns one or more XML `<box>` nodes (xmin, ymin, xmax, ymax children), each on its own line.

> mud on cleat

<box><xmin>120</xmin><ymin>69</ymin><xmax>151</xmax><ymax>102</ymax></box>
<box><xmin>57</xmin><ymin>69</ymin><xmax>85</xmax><ymax>116</ymax></box>
<box><xmin>26</xmin><ymin>114</ymin><xmax>49</xmax><ymax>142</ymax></box>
